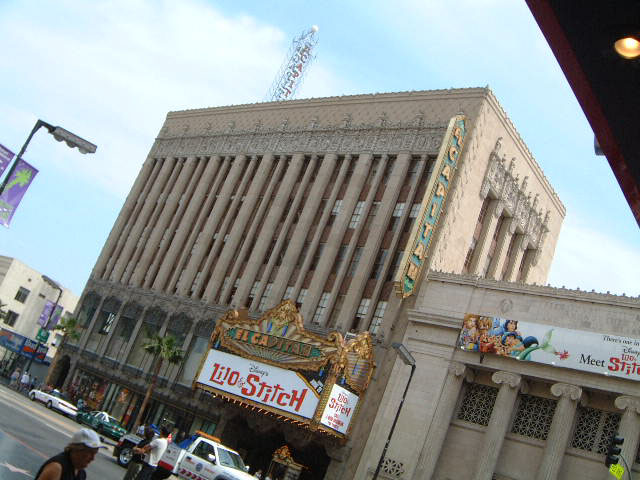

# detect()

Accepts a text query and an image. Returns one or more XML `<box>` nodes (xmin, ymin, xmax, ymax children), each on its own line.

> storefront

<box><xmin>194</xmin><ymin>301</ymin><xmax>375</xmax><ymax>479</ymax></box>
<box><xmin>0</xmin><ymin>328</ymin><xmax>49</xmax><ymax>378</ymax></box>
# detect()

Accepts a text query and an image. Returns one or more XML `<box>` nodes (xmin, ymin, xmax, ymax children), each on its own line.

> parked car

<box><xmin>29</xmin><ymin>388</ymin><xmax>78</xmax><ymax>418</ymax></box>
<box><xmin>76</xmin><ymin>410</ymin><xmax>127</xmax><ymax>440</ymax></box>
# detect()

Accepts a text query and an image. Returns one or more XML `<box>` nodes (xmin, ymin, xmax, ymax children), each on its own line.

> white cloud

<box><xmin>0</xmin><ymin>0</ymin><xmax>344</xmax><ymax>198</ymax></box>
<box><xmin>548</xmin><ymin>215</ymin><xmax>640</xmax><ymax>297</ymax></box>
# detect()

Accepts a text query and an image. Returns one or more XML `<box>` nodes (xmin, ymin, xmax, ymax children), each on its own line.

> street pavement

<box><xmin>0</xmin><ymin>383</ymin><xmax>125</xmax><ymax>479</ymax></box>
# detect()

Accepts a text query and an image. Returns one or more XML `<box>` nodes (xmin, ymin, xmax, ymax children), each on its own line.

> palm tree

<box><xmin>132</xmin><ymin>332</ymin><xmax>185</xmax><ymax>430</ymax></box>
<box><xmin>54</xmin><ymin>316</ymin><xmax>82</xmax><ymax>343</ymax></box>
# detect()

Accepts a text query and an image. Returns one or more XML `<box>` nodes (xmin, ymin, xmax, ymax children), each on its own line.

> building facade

<box><xmin>56</xmin><ymin>88</ymin><xmax>564</xmax><ymax>478</ymax></box>
<box><xmin>0</xmin><ymin>255</ymin><xmax>78</xmax><ymax>378</ymax></box>
<box><xmin>358</xmin><ymin>271</ymin><xmax>640</xmax><ymax>480</ymax></box>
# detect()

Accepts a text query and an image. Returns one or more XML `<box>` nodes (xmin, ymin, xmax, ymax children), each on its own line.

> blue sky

<box><xmin>1</xmin><ymin>0</ymin><xmax>639</xmax><ymax>298</ymax></box>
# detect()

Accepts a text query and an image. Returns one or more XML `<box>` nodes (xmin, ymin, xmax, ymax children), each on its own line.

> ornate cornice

<box><xmin>150</xmin><ymin>123</ymin><xmax>447</xmax><ymax>158</ymax></box>
<box><xmin>550</xmin><ymin>383</ymin><xmax>582</xmax><ymax>401</ymax></box>
<box><xmin>482</xmin><ymin>147</ymin><xmax>548</xmax><ymax>250</ymax></box>
<box><xmin>615</xmin><ymin>395</ymin><xmax>640</xmax><ymax>414</ymax></box>
<box><xmin>491</xmin><ymin>370</ymin><xmax>522</xmax><ymax>388</ymax></box>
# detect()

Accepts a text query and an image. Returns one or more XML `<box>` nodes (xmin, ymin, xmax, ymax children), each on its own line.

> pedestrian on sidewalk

<box><xmin>34</xmin><ymin>428</ymin><xmax>104</xmax><ymax>480</ymax></box>
<box><xmin>122</xmin><ymin>426</ymin><xmax>154</xmax><ymax>480</ymax></box>
<box><xmin>9</xmin><ymin>368</ymin><xmax>20</xmax><ymax>390</ymax></box>
<box><xmin>134</xmin><ymin>426</ymin><xmax>169</xmax><ymax>480</ymax></box>
<box><xmin>20</xmin><ymin>371</ymin><xmax>30</xmax><ymax>393</ymax></box>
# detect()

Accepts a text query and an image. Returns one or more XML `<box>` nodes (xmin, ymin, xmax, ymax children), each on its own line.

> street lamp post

<box><xmin>0</xmin><ymin>119</ymin><xmax>97</xmax><ymax>196</ymax></box>
<box><xmin>25</xmin><ymin>275</ymin><xmax>63</xmax><ymax>373</ymax></box>
<box><xmin>372</xmin><ymin>342</ymin><xmax>416</xmax><ymax>480</ymax></box>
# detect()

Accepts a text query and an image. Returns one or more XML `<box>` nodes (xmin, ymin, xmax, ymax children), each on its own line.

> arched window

<box><xmin>126</xmin><ymin>306</ymin><xmax>167</xmax><ymax>371</ymax></box>
<box><xmin>85</xmin><ymin>297</ymin><xmax>121</xmax><ymax>352</ymax></box>
<box><xmin>105</xmin><ymin>302</ymin><xmax>142</xmax><ymax>363</ymax></box>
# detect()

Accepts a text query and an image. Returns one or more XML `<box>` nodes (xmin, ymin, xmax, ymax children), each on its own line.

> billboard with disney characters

<box><xmin>458</xmin><ymin>314</ymin><xmax>640</xmax><ymax>382</ymax></box>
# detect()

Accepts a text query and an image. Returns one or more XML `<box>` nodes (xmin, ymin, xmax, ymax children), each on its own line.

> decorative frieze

<box><xmin>480</xmin><ymin>140</ymin><xmax>549</xmax><ymax>250</ymax></box>
<box><xmin>150</xmin><ymin>123</ymin><xmax>447</xmax><ymax>158</ymax></box>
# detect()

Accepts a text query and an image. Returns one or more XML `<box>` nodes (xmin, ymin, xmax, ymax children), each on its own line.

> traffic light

<box><xmin>605</xmin><ymin>435</ymin><xmax>624</xmax><ymax>468</ymax></box>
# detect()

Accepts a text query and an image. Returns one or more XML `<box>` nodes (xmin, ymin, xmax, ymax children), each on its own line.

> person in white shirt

<box><xmin>134</xmin><ymin>426</ymin><xmax>169</xmax><ymax>480</ymax></box>
<box><xmin>20</xmin><ymin>372</ymin><xmax>30</xmax><ymax>393</ymax></box>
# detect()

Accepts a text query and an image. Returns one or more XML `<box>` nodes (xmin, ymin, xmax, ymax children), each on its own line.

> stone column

<box><xmin>470</xmin><ymin>200</ymin><xmax>502</xmax><ymax>276</ymax></box>
<box><xmin>612</xmin><ymin>396</ymin><xmax>640</xmax><ymax>475</ymax></box>
<box><xmin>412</xmin><ymin>362</ymin><xmax>473</xmax><ymax>480</ymax></box>
<box><xmin>486</xmin><ymin>217</ymin><xmax>514</xmax><ymax>280</ymax></box>
<box><xmin>472</xmin><ymin>371</ymin><xmax>522</xmax><ymax>480</ymax></box>
<box><xmin>111</xmin><ymin>158</ymin><xmax>175</xmax><ymax>283</ymax></box>
<box><xmin>535</xmin><ymin>383</ymin><xmax>582</xmax><ymax>480</ymax></box>
<box><xmin>178</xmin><ymin>155</ymin><xmax>243</xmax><ymax>296</ymax></box>
<box><xmin>204</xmin><ymin>155</ymin><xmax>270</xmax><ymax>300</ymax></box>
<box><xmin>157</xmin><ymin>156</ymin><xmax>225</xmax><ymax>292</ymax></box>
<box><xmin>502</xmin><ymin>234</ymin><xmax>526</xmax><ymax>282</ymax></box>
<box><xmin>92</xmin><ymin>157</ymin><xmax>155</xmax><ymax>279</ymax></box>
<box><xmin>130</xmin><ymin>158</ymin><xmax>196</xmax><ymax>286</ymax></box>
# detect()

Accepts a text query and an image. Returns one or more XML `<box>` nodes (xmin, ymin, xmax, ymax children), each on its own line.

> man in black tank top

<box><xmin>35</xmin><ymin>428</ymin><xmax>104</xmax><ymax>480</ymax></box>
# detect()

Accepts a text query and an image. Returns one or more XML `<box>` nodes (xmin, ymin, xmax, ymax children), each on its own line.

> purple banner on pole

<box><xmin>0</xmin><ymin>158</ymin><xmax>38</xmax><ymax>227</ymax></box>
<box><xmin>48</xmin><ymin>305</ymin><xmax>63</xmax><ymax>331</ymax></box>
<box><xmin>38</xmin><ymin>301</ymin><xmax>63</xmax><ymax>330</ymax></box>
<box><xmin>38</xmin><ymin>301</ymin><xmax>55</xmax><ymax>328</ymax></box>
<box><xmin>0</xmin><ymin>144</ymin><xmax>14</xmax><ymax>178</ymax></box>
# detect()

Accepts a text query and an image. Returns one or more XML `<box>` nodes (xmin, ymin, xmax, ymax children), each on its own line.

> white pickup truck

<box><xmin>155</xmin><ymin>431</ymin><xmax>256</xmax><ymax>480</ymax></box>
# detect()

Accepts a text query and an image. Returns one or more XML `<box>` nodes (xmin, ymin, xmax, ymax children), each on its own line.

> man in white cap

<box><xmin>35</xmin><ymin>428</ymin><xmax>104</xmax><ymax>480</ymax></box>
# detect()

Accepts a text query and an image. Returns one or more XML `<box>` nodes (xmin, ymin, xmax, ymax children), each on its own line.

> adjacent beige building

<box><xmin>358</xmin><ymin>271</ymin><xmax>640</xmax><ymax>480</ymax></box>
<box><xmin>54</xmin><ymin>87</ymin><xmax>566</xmax><ymax>479</ymax></box>
<box><xmin>0</xmin><ymin>255</ymin><xmax>78</xmax><ymax>378</ymax></box>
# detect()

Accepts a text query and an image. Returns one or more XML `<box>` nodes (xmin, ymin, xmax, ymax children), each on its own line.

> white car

<box><xmin>29</xmin><ymin>388</ymin><xmax>78</xmax><ymax>418</ymax></box>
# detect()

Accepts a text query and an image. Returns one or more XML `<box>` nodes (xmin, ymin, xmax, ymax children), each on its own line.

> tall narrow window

<box><xmin>312</xmin><ymin>292</ymin><xmax>331</xmax><ymax>324</ymax></box>
<box><xmin>296</xmin><ymin>289</ymin><xmax>308</xmax><ymax>308</ymax></box>
<box><xmin>296</xmin><ymin>242</ymin><xmax>310</xmax><ymax>268</ymax></box>
<box><xmin>406</xmin><ymin>157</ymin><xmax>421</xmax><ymax>183</ymax></box>
<box><xmin>309</xmin><ymin>243</ymin><xmax>325</xmax><ymax>270</ymax></box>
<box><xmin>388</xmin><ymin>203</ymin><xmax>405</xmax><ymax>232</ymax></box>
<box><xmin>382</xmin><ymin>157</ymin><xmax>395</xmax><ymax>185</ymax></box>
<box><xmin>353</xmin><ymin>298</ymin><xmax>370</xmax><ymax>330</ymax></box>
<box><xmin>501</xmin><ymin>234</ymin><xmax>518</xmax><ymax>280</ymax></box>
<box><xmin>282</xmin><ymin>286</ymin><xmax>294</xmax><ymax>301</ymax></box>
<box><xmin>258</xmin><ymin>283</ymin><xmax>273</xmax><ymax>311</ymax></box>
<box><xmin>463</xmin><ymin>197</ymin><xmax>490</xmax><ymax>273</ymax></box>
<box><xmin>370</xmin><ymin>249</ymin><xmax>388</xmax><ymax>280</ymax></box>
<box><xmin>332</xmin><ymin>245</ymin><xmax>348</xmax><ymax>274</ymax></box>
<box><xmin>369</xmin><ymin>301</ymin><xmax>387</xmax><ymax>336</ymax></box>
<box><xmin>349</xmin><ymin>201</ymin><xmax>365</xmax><ymax>229</ymax></box>
<box><xmin>367</xmin><ymin>202</ymin><xmax>380</xmax><ymax>225</ymax></box>
<box><xmin>347</xmin><ymin>247</ymin><xmax>363</xmax><ymax>277</ymax></box>
<box><xmin>386</xmin><ymin>250</ymin><xmax>404</xmax><ymax>282</ymax></box>
<box><xmin>484</xmin><ymin>216</ymin><xmax>505</xmax><ymax>276</ymax></box>
<box><xmin>248</xmin><ymin>281</ymin><xmax>260</xmax><ymax>305</ymax></box>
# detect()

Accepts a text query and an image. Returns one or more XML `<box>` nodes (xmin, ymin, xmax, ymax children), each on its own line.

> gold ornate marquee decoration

<box><xmin>210</xmin><ymin>300</ymin><xmax>375</xmax><ymax>393</ymax></box>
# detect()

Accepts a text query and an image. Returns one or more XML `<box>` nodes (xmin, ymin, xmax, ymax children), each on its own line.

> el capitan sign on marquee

<box><xmin>458</xmin><ymin>313</ymin><xmax>640</xmax><ymax>381</ymax></box>
<box><xmin>394</xmin><ymin>115</ymin><xmax>466</xmax><ymax>298</ymax></box>
<box><xmin>195</xmin><ymin>301</ymin><xmax>375</xmax><ymax>438</ymax></box>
